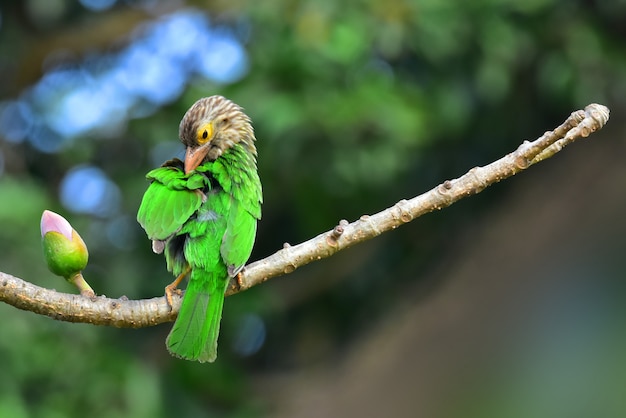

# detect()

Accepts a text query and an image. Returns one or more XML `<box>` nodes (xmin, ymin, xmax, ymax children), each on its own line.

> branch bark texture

<box><xmin>0</xmin><ymin>104</ymin><xmax>611</xmax><ymax>328</ymax></box>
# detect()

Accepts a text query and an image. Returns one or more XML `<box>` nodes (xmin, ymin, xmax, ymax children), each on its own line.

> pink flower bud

<box><xmin>41</xmin><ymin>210</ymin><xmax>89</xmax><ymax>280</ymax></box>
<box><xmin>41</xmin><ymin>210</ymin><xmax>73</xmax><ymax>240</ymax></box>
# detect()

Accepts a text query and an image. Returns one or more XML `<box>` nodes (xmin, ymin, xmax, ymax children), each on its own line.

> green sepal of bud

<box><xmin>42</xmin><ymin>229</ymin><xmax>89</xmax><ymax>280</ymax></box>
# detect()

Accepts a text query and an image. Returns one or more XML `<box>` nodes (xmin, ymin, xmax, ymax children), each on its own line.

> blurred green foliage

<box><xmin>0</xmin><ymin>0</ymin><xmax>625</xmax><ymax>417</ymax></box>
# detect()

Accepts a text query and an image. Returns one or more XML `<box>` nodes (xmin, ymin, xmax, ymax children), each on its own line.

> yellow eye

<box><xmin>196</xmin><ymin>122</ymin><xmax>213</xmax><ymax>144</ymax></box>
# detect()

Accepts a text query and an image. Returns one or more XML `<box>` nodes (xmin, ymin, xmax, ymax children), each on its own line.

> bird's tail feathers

<box><xmin>166</xmin><ymin>270</ymin><xmax>226</xmax><ymax>363</ymax></box>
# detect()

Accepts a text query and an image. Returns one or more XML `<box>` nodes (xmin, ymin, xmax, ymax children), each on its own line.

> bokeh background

<box><xmin>1</xmin><ymin>0</ymin><xmax>625</xmax><ymax>417</ymax></box>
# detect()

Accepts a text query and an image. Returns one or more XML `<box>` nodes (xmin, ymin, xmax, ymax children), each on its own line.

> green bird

<box><xmin>137</xmin><ymin>96</ymin><xmax>262</xmax><ymax>362</ymax></box>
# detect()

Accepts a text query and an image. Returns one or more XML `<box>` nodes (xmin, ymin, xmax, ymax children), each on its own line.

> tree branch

<box><xmin>0</xmin><ymin>104</ymin><xmax>610</xmax><ymax>328</ymax></box>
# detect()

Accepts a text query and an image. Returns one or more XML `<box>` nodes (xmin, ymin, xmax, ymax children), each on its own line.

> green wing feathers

<box><xmin>137</xmin><ymin>182</ymin><xmax>202</xmax><ymax>241</ymax></box>
<box><xmin>136</xmin><ymin>166</ymin><xmax>205</xmax><ymax>241</ymax></box>
<box><xmin>221</xmin><ymin>197</ymin><xmax>258</xmax><ymax>276</ymax></box>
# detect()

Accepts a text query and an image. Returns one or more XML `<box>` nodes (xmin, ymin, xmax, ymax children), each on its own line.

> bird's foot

<box><xmin>164</xmin><ymin>285</ymin><xmax>182</xmax><ymax>310</ymax></box>
<box><xmin>164</xmin><ymin>267</ymin><xmax>190</xmax><ymax>310</ymax></box>
<box><xmin>235</xmin><ymin>272</ymin><xmax>244</xmax><ymax>290</ymax></box>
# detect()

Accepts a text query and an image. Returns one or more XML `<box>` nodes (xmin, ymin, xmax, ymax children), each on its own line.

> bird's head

<box><xmin>179</xmin><ymin>95</ymin><xmax>256</xmax><ymax>174</ymax></box>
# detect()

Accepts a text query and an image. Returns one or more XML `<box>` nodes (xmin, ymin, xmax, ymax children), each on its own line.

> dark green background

<box><xmin>1</xmin><ymin>0</ymin><xmax>625</xmax><ymax>417</ymax></box>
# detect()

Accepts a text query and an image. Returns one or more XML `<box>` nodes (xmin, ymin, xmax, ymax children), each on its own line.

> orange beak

<box><xmin>184</xmin><ymin>146</ymin><xmax>210</xmax><ymax>174</ymax></box>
